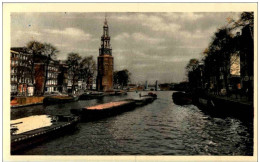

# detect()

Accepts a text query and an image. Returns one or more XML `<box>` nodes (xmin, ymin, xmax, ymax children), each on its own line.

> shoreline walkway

<box><xmin>208</xmin><ymin>93</ymin><xmax>253</xmax><ymax>107</ymax></box>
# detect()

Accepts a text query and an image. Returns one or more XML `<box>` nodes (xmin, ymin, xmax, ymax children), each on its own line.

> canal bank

<box><xmin>192</xmin><ymin>92</ymin><xmax>254</xmax><ymax>120</ymax></box>
<box><xmin>11</xmin><ymin>96</ymin><xmax>45</xmax><ymax>108</ymax></box>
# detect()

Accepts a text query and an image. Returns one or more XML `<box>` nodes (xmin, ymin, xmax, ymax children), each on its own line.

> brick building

<box><xmin>97</xmin><ymin>17</ymin><xmax>114</xmax><ymax>91</ymax></box>
<box><xmin>34</xmin><ymin>55</ymin><xmax>59</xmax><ymax>94</ymax></box>
<box><xmin>45</xmin><ymin>60</ymin><xmax>59</xmax><ymax>93</ymax></box>
<box><xmin>57</xmin><ymin>61</ymin><xmax>68</xmax><ymax>93</ymax></box>
<box><xmin>10</xmin><ymin>48</ymin><xmax>32</xmax><ymax>96</ymax></box>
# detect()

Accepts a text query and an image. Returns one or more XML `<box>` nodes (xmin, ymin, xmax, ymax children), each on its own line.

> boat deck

<box><xmin>11</xmin><ymin>121</ymin><xmax>73</xmax><ymax>142</ymax></box>
<box><xmin>85</xmin><ymin>100</ymin><xmax>133</xmax><ymax>110</ymax></box>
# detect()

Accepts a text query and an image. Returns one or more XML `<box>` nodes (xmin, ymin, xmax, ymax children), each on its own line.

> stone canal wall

<box><xmin>195</xmin><ymin>94</ymin><xmax>253</xmax><ymax>119</ymax></box>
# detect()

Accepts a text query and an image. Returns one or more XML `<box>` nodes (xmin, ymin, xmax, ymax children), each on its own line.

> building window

<box><xmin>11</xmin><ymin>85</ymin><xmax>17</xmax><ymax>92</ymax></box>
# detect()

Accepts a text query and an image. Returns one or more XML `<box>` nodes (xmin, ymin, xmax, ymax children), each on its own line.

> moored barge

<box><xmin>71</xmin><ymin>100</ymin><xmax>136</xmax><ymax>121</ymax></box>
<box><xmin>79</xmin><ymin>92</ymin><xmax>104</xmax><ymax>100</ymax></box>
<box><xmin>172</xmin><ymin>91</ymin><xmax>192</xmax><ymax>105</ymax></box>
<box><xmin>43</xmin><ymin>95</ymin><xmax>79</xmax><ymax>105</ymax></box>
<box><xmin>11</xmin><ymin>115</ymin><xmax>80</xmax><ymax>154</ymax></box>
<box><xmin>71</xmin><ymin>94</ymin><xmax>157</xmax><ymax>121</ymax></box>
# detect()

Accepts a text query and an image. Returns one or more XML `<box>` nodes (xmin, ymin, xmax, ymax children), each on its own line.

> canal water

<box><xmin>11</xmin><ymin>91</ymin><xmax>253</xmax><ymax>155</ymax></box>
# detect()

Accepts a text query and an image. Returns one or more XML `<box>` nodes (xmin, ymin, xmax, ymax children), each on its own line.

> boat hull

<box><xmin>11</xmin><ymin>115</ymin><xmax>80</xmax><ymax>154</ymax></box>
<box><xmin>71</xmin><ymin>100</ymin><xmax>136</xmax><ymax>121</ymax></box>
<box><xmin>79</xmin><ymin>94</ymin><xmax>104</xmax><ymax>100</ymax></box>
<box><xmin>71</xmin><ymin>97</ymin><xmax>156</xmax><ymax>122</ymax></box>
<box><xmin>43</xmin><ymin>96</ymin><xmax>78</xmax><ymax>105</ymax></box>
<box><xmin>172</xmin><ymin>92</ymin><xmax>192</xmax><ymax>105</ymax></box>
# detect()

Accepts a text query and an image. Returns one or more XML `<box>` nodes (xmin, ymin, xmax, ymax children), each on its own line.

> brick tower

<box><xmin>96</xmin><ymin>17</ymin><xmax>114</xmax><ymax>91</ymax></box>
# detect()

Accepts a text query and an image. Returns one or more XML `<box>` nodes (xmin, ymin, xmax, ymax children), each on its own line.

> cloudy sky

<box><xmin>11</xmin><ymin>12</ymin><xmax>241</xmax><ymax>84</ymax></box>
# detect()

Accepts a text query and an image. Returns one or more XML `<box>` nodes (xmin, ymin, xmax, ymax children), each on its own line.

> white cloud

<box><xmin>164</xmin><ymin>12</ymin><xmax>204</xmax><ymax>21</ymax></box>
<box><xmin>184</xmin><ymin>13</ymin><xmax>204</xmax><ymax>21</ymax></box>
<box><xmin>132</xmin><ymin>32</ymin><xmax>164</xmax><ymax>44</ymax></box>
<box><xmin>178</xmin><ymin>30</ymin><xmax>204</xmax><ymax>39</ymax></box>
<box><xmin>114</xmin><ymin>32</ymin><xmax>130</xmax><ymax>40</ymax></box>
<box><xmin>114</xmin><ymin>32</ymin><xmax>164</xmax><ymax>45</ymax></box>
<box><xmin>111</xmin><ymin>15</ymin><xmax>131</xmax><ymax>21</ymax></box>
<box><xmin>164</xmin><ymin>57</ymin><xmax>192</xmax><ymax>63</ymax></box>
<box><xmin>112</xmin><ymin>13</ymin><xmax>181</xmax><ymax>34</ymax></box>
<box><xmin>137</xmin><ymin>14</ymin><xmax>181</xmax><ymax>33</ymax></box>
<box><xmin>44</xmin><ymin>27</ymin><xmax>92</xmax><ymax>40</ymax></box>
<box><xmin>15</xmin><ymin>30</ymin><xmax>42</xmax><ymax>38</ymax></box>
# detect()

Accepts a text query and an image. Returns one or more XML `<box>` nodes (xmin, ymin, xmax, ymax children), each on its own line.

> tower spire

<box><xmin>104</xmin><ymin>13</ymin><xmax>108</xmax><ymax>26</ymax></box>
<box><xmin>100</xmin><ymin>14</ymin><xmax>112</xmax><ymax>55</ymax></box>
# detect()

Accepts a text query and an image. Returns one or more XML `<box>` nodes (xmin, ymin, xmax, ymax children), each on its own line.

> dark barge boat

<box><xmin>43</xmin><ymin>95</ymin><xmax>79</xmax><ymax>105</ymax></box>
<box><xmin>71</xmin><ymin>100</ymin><xmax>136</xmax><ymax>121</ymax></box>
<box><xmin>71</xmin><ymin>94</ymin><xmax>157</xmax><ymax>121</ymax></box>
<box><xmin>79</xmin><ymin>92</ymin><xmax>104</xmax><ymax>100</ymax></box>
<box><xmin>11</xmin><ymin>115</ymin><xmax>80</xmax><ymax>153</ymax></box>
<box><xmin>172</xmin><ymin>91</ymin><xmax>192</xmax><ymax>105</ymax></box>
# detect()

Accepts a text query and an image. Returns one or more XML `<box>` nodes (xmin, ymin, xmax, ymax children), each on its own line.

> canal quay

<box><xmin>11</xmin><ymin>91</ymin><xmax>253</xmax><ymax>155</ymax></box>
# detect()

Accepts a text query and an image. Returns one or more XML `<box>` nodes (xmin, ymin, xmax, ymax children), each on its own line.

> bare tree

<box><xmin>42</xmin><ymin>43</ymin><xmax>59</xmax><ymax>94</ymax></box>
<box><xmin>26</xmin><ymin>41</ymin><xmax>44</xmax><ymax>94</ymax></box>
<box><xmin>66</xmin><ymin>53</ymin><xmax>82</xmax><ymax>92</ymax></box>
<box><xmin>79</xmin><ymin>56</ymin><xmax>96</xmax><ymax>89</ymax></box>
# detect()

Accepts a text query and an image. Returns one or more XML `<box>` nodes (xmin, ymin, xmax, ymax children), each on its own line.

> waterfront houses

<box><xmin>45</xmin><ymin>60</ymin><xmax>59</xmax><ymax>93</ymax></box>
<box><xmin>187</xmin><ymin>13</ymin><xmax>254</xmax><ymax>100</ymax></box>
<box><xmin>239</xmin><ymin>24</ymin><xmax>254</xmax><ymax>99</ymax></box>
<box><xmin>11</xmin><ymin>47</ymin><xmax>91</xmax><ymax>96</ymax></box>
<box><xmin>10</xmin><ymin>48</ymin><xmax>33</xmax><ymax>96</ymax></box>
<box><xmin>34</xmin><ymin>55</ymin><xmax>60</xmax><ymax>95</ymax></box>
<box><xmin>57</xmin><ymin>61</ymin><xmax>68</xmax><ymax>93</ymax></box>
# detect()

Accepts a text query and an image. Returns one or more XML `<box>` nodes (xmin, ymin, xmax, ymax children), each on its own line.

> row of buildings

<box><xmin>10</xmin><ymin>47</ymin><xmax>95</xmax><ymax>96</ymax></box>
<box><xmin>189</xmin><ymin>25</ymin><xmax>253</xmax><ymax>100</ymax></box>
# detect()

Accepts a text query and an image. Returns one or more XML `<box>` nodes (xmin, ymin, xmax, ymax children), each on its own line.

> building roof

<box><xmin>11</xmin><ymin>47</ymin><xmax>31</xmax><ymax>54</ymax></box>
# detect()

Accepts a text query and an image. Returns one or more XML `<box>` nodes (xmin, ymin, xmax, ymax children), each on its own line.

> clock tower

<box><xmin>96</xmin><ymin>17</ymin><xmax>114</xmax><ymax>91</ymax></box>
